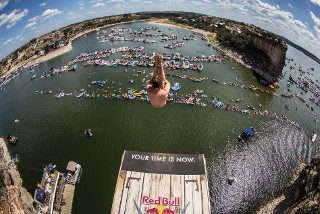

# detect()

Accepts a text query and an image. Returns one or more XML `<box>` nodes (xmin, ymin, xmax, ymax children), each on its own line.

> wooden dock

<box><xmin>60</xmin><ymin>184</ymin><xmax>75</xmax><ymax>214</ymax></box>
<box><xmin>111</xmin><ymin>151</ymin><xmax>211</xmax><ymax>214</ymax></box>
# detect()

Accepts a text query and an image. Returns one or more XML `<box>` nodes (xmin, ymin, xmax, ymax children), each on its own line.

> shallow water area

<box><xmin>0</xmin><ymin>21</ymin><xmax>320</xmax><ymax>213</ymax></box>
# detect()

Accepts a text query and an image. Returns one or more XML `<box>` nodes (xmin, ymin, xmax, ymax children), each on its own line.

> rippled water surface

<box><xmin>0</xmin><ymin>21</ymin><xmax>319</xmax><ymax>213</ymax></box>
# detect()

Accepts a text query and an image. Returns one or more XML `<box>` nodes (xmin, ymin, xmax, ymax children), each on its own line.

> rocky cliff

<box><xmin>250</xmin><ymin>35</ymin><xmax>288</xmax><ymax>84</ymax></box>
<box><xmin>258</xmin><ymin>154</ymin><xmax>320</xmax><ymax>213</ymax></box>
<box><xmin>0</xmin><ymin>139</ymin><xmax>35</xmax><ymax>214</ymax></box>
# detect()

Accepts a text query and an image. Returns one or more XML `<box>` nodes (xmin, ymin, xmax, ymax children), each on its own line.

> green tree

<box><xmin>43</xmin><ymin>44</ymin><xmax>50</xmax><ymax>52</ymax></box>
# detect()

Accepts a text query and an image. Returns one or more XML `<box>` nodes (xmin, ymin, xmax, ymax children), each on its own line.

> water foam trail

<box><xmin>208</xmin><ymin>120</ymin><xmax>312</xmax><ymax>213</ymax></box>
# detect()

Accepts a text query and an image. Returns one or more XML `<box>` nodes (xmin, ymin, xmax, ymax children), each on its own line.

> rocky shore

<box><xmin>0</xmin><ymin>138</ymin><xmax>34</xmax><ymax>213</ymax></box>
<box><xmin>149</xmin><ymin>19</ymin><xmax>286</xmax><ymax>85</ymax></box>
<box><xmin>258</xmin><ymin>154</ymin><xmax>320</xmax><ymax>213</ymax></box>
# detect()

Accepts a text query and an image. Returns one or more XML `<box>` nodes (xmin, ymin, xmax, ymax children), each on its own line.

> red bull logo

<box><xmin>134</xmin><ymin>199</ymin><xmax>189</xmax><ymax>214</ymax></box>
<box><xmin>146</xmin><ymin>206</ymin><xmax>175</xmax><ymax>214</ymax></box>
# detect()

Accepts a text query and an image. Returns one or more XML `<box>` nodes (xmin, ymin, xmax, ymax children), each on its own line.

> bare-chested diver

<box><xmin>146</xmin><ymin>54</ymin><xmax>171</xmax><ymax>108</ymax></box>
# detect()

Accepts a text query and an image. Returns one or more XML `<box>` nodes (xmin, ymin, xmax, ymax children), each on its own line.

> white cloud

<box><xmin>288</xmin><ymin>3</ymin><xmax>293</xmax><ymax>9</ymax></box>
<box><xmin>80</xmin><ymin>7</ymin><xmax>84</xmax><ymax>9</ymax></box>
<box><xmin>79</xmin><ymin>1</ymin><xmax>85</xmax><ymax>5</ymax></box>
<box><xmin>107</xmin><ymin>0</ymin><xmax>124</xmax><ymax>3</ymax></box>
<box><xmin>42</xmin><ymin>9</ymin><xmax>63</xmax><ymax>20</ymax></box>
<box><xmin>25</xmin><ymin>21</ymin><xmax>36</xmax><ymax>29</ymax></box>
<box><xmin>91</xmin><ymin>3</ymin><xmax>105</xmax><ymax>7</ymax></box>
<box><xmin>310</xmin><ymin>0</ymin><xmax>320</xmax><ymax>6</ymax></box>
<box><xmin>204</xmin><ymin>0</ymin><xmax>211</xmax><ymax>2</ymax></box>
<box><xmin>0</xmin><ymin>9</ymin><xmax>29</xmax><ymax>29</ymax></box>
<box><xmin>256</xmin><ymin>16</ymin><xmax>275</xmax><ymax>25</ymax></box>
<box><xmin>213</xmin><ymin>0</ymin><xmax>320</xmax><ymax>58</ymax></box>
<box><xmin>131</xmin><ymin>0</ymin><xmax>141</xmax><ymax>2</ymax></box>
<box><xmin>315</xmin><ymin>26</ymin><xmax>320</xmax><ymax>38</ymax></box>
<box><xmin>40</xmin><ymin>2</ymin><xmax>46</xmax><ymax>6</ymax></box>
<box><xmin>216</xmin><ymin>0</ymin><xmax>248</xmax><ymax>14</ymax></box>
<box><xmin>68</xmin><ymin>12</ymin><xmax>76</xmax><ymax>17</ymax></box>
<box><xmin>294</xmin><ymin>20</ymin><xmax>307</xmax><ymax>29</ymax></box>
<box><xmin>310</xmin><ymin>11</ymin><xmax>320</xmax><ymax>26</ymax></box>
<box><xmin>274</xmin><ymin>10</ymin><xmax>293</xmax><ymax>22</ymax></box>
<box><xmin>0</xmin><ymin>0</ymin><xmax>9</xmax><ymax>11</ymax></box>
<box><xmin>89</xmin><ymin>0</ymin><xmax>102</xmax><ymax>3</ymax></box>
<box><xmin>1</xmin><ymin>35</ymin><xmax>24</xmax><ymax>48</ymax></box>
<box><xmin>192</xmin><ymin>1</ymin><xmax>202</xmax><ymax>5</ymax></box>
<box><xmin>29</xmin><ymin>9</ymin><xmax>64</xmax><ymax>22</ymax></box>
<box><xmin>1</xmin><ymin>37</ymin><xmax>13</xmax><ymax>47</ymax></box>
<box><xmin>276</xmin><ymin>5</ymin><xmax>280</xmax><ymax>9</ymax></box>
<box><xmin>143</xmin><ymin>1</ymin><xmax>152</xmax><ymax>3</ymax></box>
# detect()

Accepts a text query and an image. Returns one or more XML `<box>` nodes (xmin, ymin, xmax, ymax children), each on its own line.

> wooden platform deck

<box><xmin>61</xmin><ymin>184</ymin><xmax>75</xmax><ymax>214</ymax></box>
<box><xmin>111</xmin><ymin>151</ymin><xmax>211</xmax><ymax>214</ymax></box>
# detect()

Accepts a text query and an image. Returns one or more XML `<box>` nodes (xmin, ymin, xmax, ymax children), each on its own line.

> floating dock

<box><xmin>111</xmin><ymin>150</ymin><xmax>211</xmax><ymax>214</ymax></box>
<box><xmin>34</xmin><ymin>161</ymin><xmax>81</xmax><ymax>214</ymax></box>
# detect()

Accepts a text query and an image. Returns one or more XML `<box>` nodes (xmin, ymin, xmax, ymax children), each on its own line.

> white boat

<box><xmin>55</xmin><ymin>92</ymin><xmax>65</xmax><ymax>99</ymax></box>
<box><xmin>312</xmin><ymin>131</ymin><xmax>317</xmax><ymax>143</ymax></box>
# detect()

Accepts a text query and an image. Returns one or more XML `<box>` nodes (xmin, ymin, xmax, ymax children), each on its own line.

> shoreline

<box><xmin>0</xmin><ymin>138</ymin><xmax>22</xmax><ymax>186</ymax></box>
<box><xmin>4</xmin><ymin>19</ymin><xmax>149</xmax><ymax>77</ymax></box>
<box><xmin>148</xmin><ymin>19</ymin><xmax>252</xmax><ymax>70</ymax></box>
<box><xmin>3</xmin><ymin>18</ymin><xmax>251</xmax><ymax>80</ymax></box>
<box><xmin>0</xmin><ymin>138</ymin><xmax>35</xmax><ymax>213</ymax></box>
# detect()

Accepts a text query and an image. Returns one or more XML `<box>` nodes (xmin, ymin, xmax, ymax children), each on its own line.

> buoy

<box><xmin>227</xmin><ymin>177</ymin><xmax>236</xmax><ymax>185</ymax></box>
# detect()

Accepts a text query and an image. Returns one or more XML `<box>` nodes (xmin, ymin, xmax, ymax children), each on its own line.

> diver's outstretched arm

<box><xmin>158</xmin><ymin>54</ymin><xmax>165</xmax><ymax>80</ymax></box>
<box><xmin>153</xmin><ymin>54</ymin><xmax>159</xmax><ymax>77</ymax></box>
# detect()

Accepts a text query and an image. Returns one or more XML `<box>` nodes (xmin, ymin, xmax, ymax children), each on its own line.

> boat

<box><xmin>55</xmin><ymin>92</ymin><xmax>65</xmax><ymax>98</ymax></box>
<box><xmin>128</xmin><ymin>93</ymin><xmax>136</xmax><ymax>100</ymax></box>
<box><xmin>31</xmin><ymin>74</ymin><xmax>36</xmax><ymax>80</ymax></box>
<box><xmin>7</xmin><ymin>134</ymin><xmax>18</xmax><ymax>144</ymax></box>
<box><xmin>85</xmin><ymin>129</ymin><xmax>92</xmax><ymax>137</ymax></box>
<box><xmin>312</xmin><ymin>131</ymin><xmax>317</xmax><ymax>143</ymax></box>
<box><xmin>195</xmin><ymin>89</ymin><xmax>203</xmax><ymax>94</ymax></box>
<box><xmin>238</xmin><ymin>127</ymin><xmax>256</xmax><ymax>143</ymax></box>
<box><xmin>66</xmin><ymin>161</ymin><xmax>82</xmax><ymax>184</ymax></box>
<box><xmin>212</xmin><ymin>79</ymin><xmax>219</xmax><ymax>83</ymax></box>
<box><xmin>171</xmin><ymin>82</ymin><xmax>181</xmax><ymax>91</ymax></box>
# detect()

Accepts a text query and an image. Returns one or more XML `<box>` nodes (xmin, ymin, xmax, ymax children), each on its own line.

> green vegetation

<box><xmin>168</xmin><ymin>15</ymin><xmax>284</xmax><ymax>57</ymax></box>
<box><xmin>0</xmin><ymin>13</ymin><xmax>151</xmax><ymax>76</ymax></box>
<box><xmin>216</xmin><ymin>28</ymin><xmax>252</xmax><ymax>54</ymax></box>
<box><xmin>0</xmin><ymin>11</ymin><xmax>285</xmax><ymax>77</ymax></box>
<box><xmin>297</xmin><ymin>204</ymin><xmax>320</xmax><ymax>214</ymax></box>
<box><xmin>0</xmin><ymin>172</ymin><xmax>4</xmax><ymax>188</ymax></box>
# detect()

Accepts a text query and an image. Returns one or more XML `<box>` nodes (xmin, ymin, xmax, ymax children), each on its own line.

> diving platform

<box><xmin>111</xmin><ymin>150</ymin><xmax>211</xmax><ymax>214</ymax></box>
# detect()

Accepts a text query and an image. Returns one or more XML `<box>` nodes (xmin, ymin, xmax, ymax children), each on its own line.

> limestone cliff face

<box><xmin>0</xmin><ymin>139</ymin><xmax>35</xmax><ymax>213</ymax></box>
<box><xmin>0</xmin><ymin>186</ymin><xmax>35</xmax><ymax>214</ymax></box>
<box><xmin>258</xmin><ymin>154</ymin><xmax>320</xmax><ymax>213</ymax></box>
<box><xmin>250</xmin><ymin>35</ymin><xmax>287</xmax><ymax>84</ymax></box>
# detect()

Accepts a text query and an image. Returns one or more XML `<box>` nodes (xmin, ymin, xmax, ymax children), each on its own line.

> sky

<box><xmin>0</xmin><ymin>0</ymin><xmax>320</xmax><ymax>60</ymax></box>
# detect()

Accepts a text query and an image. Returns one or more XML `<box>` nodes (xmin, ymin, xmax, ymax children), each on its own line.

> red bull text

<box><xmin>142</xmin><ymin>196</ymin><xmax>180</xmax><ymax>206</ymax></box>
